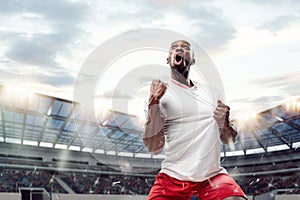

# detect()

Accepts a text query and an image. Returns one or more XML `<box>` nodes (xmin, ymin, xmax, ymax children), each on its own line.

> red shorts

<box><xmin>147</xmin><ymin>173</ymin><xmax>247</xmax><ymax>200</ymax></box>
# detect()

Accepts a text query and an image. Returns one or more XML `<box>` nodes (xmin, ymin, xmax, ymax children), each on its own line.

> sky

<box><xmin>0</xmin><ymin>0</ymin><xmax>299</xmax><ymax>119</ymax></box>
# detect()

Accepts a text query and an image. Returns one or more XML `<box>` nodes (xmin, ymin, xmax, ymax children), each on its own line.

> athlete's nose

<box><xmin>175</xmin><ymin>48</ymin><xmax>184</xmax><ymax>53</ymax></box>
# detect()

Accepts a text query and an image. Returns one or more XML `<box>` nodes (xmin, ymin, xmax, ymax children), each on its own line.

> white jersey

<box><xmin>149</xmin><ymin>79</ymin><xmax>227</xmax><ymax>182</ymax></box>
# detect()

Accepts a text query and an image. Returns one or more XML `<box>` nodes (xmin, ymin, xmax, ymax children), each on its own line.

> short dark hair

<box><xmin>171</xmin><ymin>40</ymin><xmax>191</xmax><ymax>46</ymax></box>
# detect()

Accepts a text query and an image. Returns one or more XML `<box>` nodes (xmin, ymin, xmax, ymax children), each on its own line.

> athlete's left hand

<box><xmin>214</xmin><ymin>100</ymin><xmax>230</xmax><ymax>128</ymax></box>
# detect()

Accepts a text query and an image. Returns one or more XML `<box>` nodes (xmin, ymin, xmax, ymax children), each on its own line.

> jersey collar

<box><xmin>171</xmin><ymin>78</ymin><xmax>198</xmax><ymax>90</ymax></box>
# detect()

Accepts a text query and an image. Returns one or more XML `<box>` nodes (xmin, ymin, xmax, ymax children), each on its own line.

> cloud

<box><xmin>0</xmin><ymin>0</ymin><xmax>89</xmax><ymax>22</ymax></box>
<box><xmin>3</xmin><ymin>30</ymin><xmax>78</xmax><ymax>87</ymax></box>
<box><xmin>257</xmin><ymin>14</ymin><xmax>300</xmax><ymax>32</ymax></box>
<box><xmin>229</xmin><ymin>71</ymin><xmax>300</xmax><ymax>115</ymax></box>
<box><xmin>232</xmin><ymin>72</ymin><xmax>300</xmax><ymax>112</ymax></box>
<box><xmin>245</xmin><ymin>0</ymin><xmax>300</xmax><ymax>5</ymax></box>
<box><xmin>229</xmin><ymin>95</ymin><xmax>287</xmax><ymax>118</ymax></box>
<box><xmin>0</xmin><ymin>67</ymin><xmax>75</xmax><ymax>87</ymax></box>
<box><xmin>247</xmin><ymin>95</ymin><xmax>287</xmax><ymax>109</ymax></box>
<box><xmin>0</xmin><ymin>0</ymin><xmax>89</xmax><ymax>87</ymax></box>
<box><xmin>94</xmin><ymin>0</ymin><xmax>164</xmax><ymax>25</ymax></box>
<box><xmin>230</xmin><ymin>94</ymin><xmax>285</xmax><ymax>106</ymax></box>
<box><xmin>96</xmin><ymin>89</ymin><xmax>131</xmax><ymax>99</ymax></box>
<box><xmin>5</xmin><ymin>22</ymin><xmax>83</xmax><ymax>67</ymax></box>
<box><xmin>1</xmin><ymin>0</ymin><xmax>236</xmax><ymax>70</ymax></box>
<box><xmin>94</xmin><ymin>0</ymin><xmax>237</xmax><ymax>51</ymax></box>
<box><xmin>146</xmin><ymin>1</ymin><xmax>237</xmax><ymax>51</ymax></box>
<box><xmin>34</xmin><ymin>70</ymin><xmax>75</xmax><ymax>87</ymax></box>
<box><xmin>252</xmin><ymin>71</ymin><xmax>300</xmax><ymax>95</ymax></box>
<box><xmin>6</xmin><ymin>34</ymin><xmax>59</xmax><ymax>68</ymax></box>
<box><xmin>191</xmin><ymin>19</ymin><xmax>236</xmax><ymax>51</ymax></box>
<box><xmin>178</xmin><ymin>3</ymin><xmax>237</xmax><ymax>51</ymax></box>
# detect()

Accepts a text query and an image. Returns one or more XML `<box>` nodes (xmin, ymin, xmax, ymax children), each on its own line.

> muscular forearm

<box><xmin>219</xmin><ymin>123</ymin><xmax>237</xmax><ymax>144</ymax></box>
<box><xmin>143</xmin><ymin>102</ymin><xmax>165</xmax><ymax>153</ymax></box>
<box><xmin>143</xmin><ymin>103</ymin><xmax>164</xmax><ymax>138</ymax></box>
<box><xmin>143</xmin><ymin>130</ymin><xmax>165</xmax><ymax>154</ymax></box>
<box><xmin>143</xmin><ymin>79</ymin><xmax>167</xmax><ymax>153</ymax></box>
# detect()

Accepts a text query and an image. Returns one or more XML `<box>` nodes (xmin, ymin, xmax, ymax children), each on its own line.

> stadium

<box><xmin>0</xmin><ymin>84</ymin><xmax>299</xmax><ymax>200</ymax></box>
<box><xmin>1</xmin><ymin>0</ymin><xmax>299</xmax><ymax>199</ymax></box>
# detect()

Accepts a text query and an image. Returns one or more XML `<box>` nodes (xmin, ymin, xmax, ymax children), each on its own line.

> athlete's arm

<box><xmin>143</xmin><ymin>103</ymin><xmax>165</xmax><ymax>154</ymax></box>
<box><xmin>214</xmin><ymin>100</ymin><xmax>238</xmax><ymax>144</ymax></box>
<box><xmin>143</xmin><ymin>80</ymin><xmax>167</xmax><ymax>154</ymax></box>
<box><xmin>219</xmin><ymin>123</ymin><xmax>238</xmax><ymax>144</ymax></box>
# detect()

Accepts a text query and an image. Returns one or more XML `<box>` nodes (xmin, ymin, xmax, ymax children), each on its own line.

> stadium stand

<box><xmin>0</xmin><ymin>86</ymin><xmax>299</xmax><ymax>200</ymax></box>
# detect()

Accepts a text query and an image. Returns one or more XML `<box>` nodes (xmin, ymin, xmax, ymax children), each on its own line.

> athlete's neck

<box><xmin>171</xmin><ymin>70</ymin><xmax>192</xmax><ymax>87</ymax></box>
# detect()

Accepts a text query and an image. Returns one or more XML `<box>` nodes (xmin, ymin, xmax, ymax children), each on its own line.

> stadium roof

<box><xmin>0</xmin><ymin>85</ymin><xmax>299</xmax><ymax>158</ymax></box>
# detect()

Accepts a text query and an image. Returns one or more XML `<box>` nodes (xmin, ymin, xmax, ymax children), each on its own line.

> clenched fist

<box><xmin>213</xmin><ymin>100</ymin><xmax>230</xmax><ymax>128</ymax></box>
<box><xmin>148</xmin><ymin>79</ymin><xmax>167</xmax><ymax>108</ymax></box>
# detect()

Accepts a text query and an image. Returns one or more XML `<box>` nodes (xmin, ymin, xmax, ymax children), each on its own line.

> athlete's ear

<box><xmin>166</xmin><ymin>57</ymin><xmax>170</xmax><ymax>64</ymax></box>
<box><xmin>191</xmin><ymin>58</ymin><xmax>195</xmax><ymax>65</ymax></box>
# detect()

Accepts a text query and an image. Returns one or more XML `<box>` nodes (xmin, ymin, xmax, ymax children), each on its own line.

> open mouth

<box><xmin>174</xmin><ymin>53</ymin><xmax>183</xmax><ymax>65</ymax></box>
<box><xmin>171</xmin><ymin>53</ymin><xmax>190</xmax><ymax>78</ymax></box>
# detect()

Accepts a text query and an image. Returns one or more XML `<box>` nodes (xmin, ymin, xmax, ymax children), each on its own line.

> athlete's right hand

<box><xmin>148</xmin><ymin>79</ymin><xmax>167</xmax><ymax>106</ymax></box>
